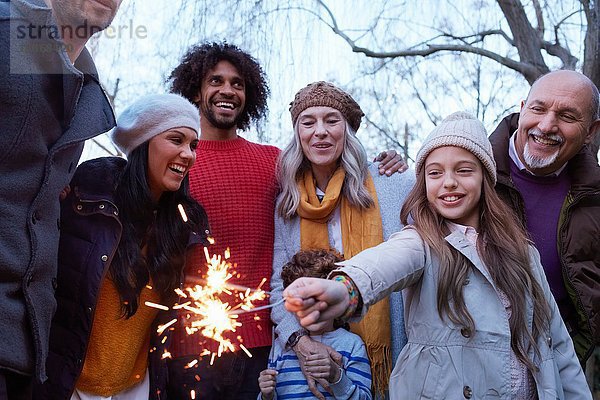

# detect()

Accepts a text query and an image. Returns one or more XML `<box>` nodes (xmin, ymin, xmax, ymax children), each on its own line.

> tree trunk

<box><xmin>496</xmin><ymin>0</ymin><xmax>550</xmax><ymax>84</ymax></box>
<box><xmin>582</xmin><ymin>1</ymin><xmax>600</xmax><ymax>159</ymax></box>
<box><xmin>582</xmin><ymin>0</ymin><xmax>600</xmax><ymax>89</ymax></box>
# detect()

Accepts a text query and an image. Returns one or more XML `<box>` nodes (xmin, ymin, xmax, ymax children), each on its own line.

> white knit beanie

<box><xmin>111</xmin><ymin>93</ymin><xmax>200</xmax><ymax>156</ymax></box>
<box><xmin>415</xmin><ymin>111</ymin><xmax>497</xmax><ymax>184</ymax></box>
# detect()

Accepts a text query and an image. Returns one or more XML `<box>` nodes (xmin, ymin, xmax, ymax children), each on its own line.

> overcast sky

<box><xmin>81</xmin><ymin>0</ymin><xmax>587</xmax><ymax>162</ymax></box>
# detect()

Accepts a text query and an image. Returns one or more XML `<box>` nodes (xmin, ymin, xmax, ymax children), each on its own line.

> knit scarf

<box><xmin>297</xmin><ymin>167</ymin><xmax>391</xmax><ymax>395</ymax></box>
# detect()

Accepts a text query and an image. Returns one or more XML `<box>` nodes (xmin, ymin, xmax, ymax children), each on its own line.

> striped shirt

<box><xmin>267</xmin><ymin>328</ymin><xmax>372</xmax><ymax>399</ymax></box>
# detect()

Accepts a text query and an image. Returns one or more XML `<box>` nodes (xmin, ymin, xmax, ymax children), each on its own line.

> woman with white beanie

<box><xmin>35</xmin><ymin>94</ymin><xmax>210</xmax><ymax>400</ymax></box>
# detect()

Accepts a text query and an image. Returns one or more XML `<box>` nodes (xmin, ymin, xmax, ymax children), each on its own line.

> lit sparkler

<box><xmin>174</xmin><ymin>246</ymin><xmax>269</xmax><ymax>358</ymax></box>
<box><xmin>151</xmin><ymin>203</ymin><xmax>280</xmax><ymax>368</ymax></box>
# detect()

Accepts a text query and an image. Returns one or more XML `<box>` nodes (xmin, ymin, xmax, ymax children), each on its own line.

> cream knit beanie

<box><xmin>415</xmin><ymin>111</ymin><xmax>497</xmax><ymax>184</ymax></box>
<box><xmin>111</xmin><ymin>93</ymin><xmax>200</xmax><ymax>156</ymax></box>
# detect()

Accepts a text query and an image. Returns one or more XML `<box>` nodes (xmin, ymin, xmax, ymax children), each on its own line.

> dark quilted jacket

<box><xmin>34</xmin><ymin>158</ymin><xmax>176</xmax><ymax>399</ymax></box>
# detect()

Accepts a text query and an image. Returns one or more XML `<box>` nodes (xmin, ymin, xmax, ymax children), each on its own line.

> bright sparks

<box><xmin>239</xmin><ymin>344</ymin><xmax>252</xmax><ymax>358</ymax></box>
<box><xmin>157</xmin><ymin>318</ymin><xmax>177</xmax><ymax>335</ymax></box>
<box><xmin>145</xmin><ymin>301</ymin><xmax>169</xmax><ymax>311</ymax></box>
<box><xmin>168</xmin><ymin>247</ymin><xmax>268</xmax><ymax>363</ymax></box>
<box><xmin>177</xmin><ymin>203</ymin><xmax>188</xmax><ymax>222</ymax></box>
<box><xmin>166</xmin><ymin>206</ymin><xmax>271</xmax><ymax>364</ymax></box>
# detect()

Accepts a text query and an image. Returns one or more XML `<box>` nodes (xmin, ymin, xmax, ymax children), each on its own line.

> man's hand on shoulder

<box><xmin>374</xmin><ymin>150</ymin><xmax>408</xmax><ymax>175</ymax></box>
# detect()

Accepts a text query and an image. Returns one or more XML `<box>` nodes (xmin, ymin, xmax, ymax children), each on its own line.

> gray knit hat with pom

<box><xmin>415</xmin><ymin>111</ymin><xmax>497</xmax><ymax>184</ymax></box>
<box><xmin>111</xmin><ymin>93</ymin><xmax>200</xmax><ymax>156</ymax></box>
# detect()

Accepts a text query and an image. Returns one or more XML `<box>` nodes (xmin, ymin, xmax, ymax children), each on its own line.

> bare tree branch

<box><xmin>89</xmin><ymin>138</ymin><xmax>119</xmax><ymax>156</ymax></box>
<box><xmin>496</xmin><ymin>0</ymin><xmax>549</xmax><ymax>82</ymax></box>
<box><xmin>541</xmin><ymin>40</ymin><xmax>579</xmax><ymax>69</ymax></box>
<box><xmin>407</xmin><ymin>72</ymin><xmax>439</xmax><ymax>126</ymax></box>
<box><xmin>106</xmin><ymin>78</ymin><xmax>120</xmax><ymax>107</ymax></box>
<box><xmin>553</xmin><ymin>9</ymin><xmax>582</xmax><ymax>36</ymax></box>
<box><xmin>534</xmin><ymin>9</ymin><xmax>581</xmax><ymax>70</ymax></box>
<box><xmin>532</xmin><ymin>0</ymin><xmax>545</xmax><ymax>36</ymax></box>
<box><xmin>317</xmin><ymin>0</ymin><xmax>544</xmax><ymax>83</ymax></box>
<box><xmin>363</xmin><ymin>115</ymin><xmax>408</xmax><ymax>158</ymax></box>
<box><xmin>439</xmin><ymin>29</ymin><xmax>515</xmax><ymax>46</ymax></box>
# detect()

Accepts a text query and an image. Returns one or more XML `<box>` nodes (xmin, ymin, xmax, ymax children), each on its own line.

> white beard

<box><xmin>523</xmin><ymin>141</ymin><xmax>560</xmax><ymax>170</ymax></box>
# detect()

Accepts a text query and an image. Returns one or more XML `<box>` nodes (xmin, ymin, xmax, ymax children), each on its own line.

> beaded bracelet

<box><xmin>332</xmin><ymin>274</ymin><xmax>359</xmax><ymax>321</ymax></box>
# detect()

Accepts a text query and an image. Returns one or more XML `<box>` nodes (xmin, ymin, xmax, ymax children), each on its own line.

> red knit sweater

<box><xmin>172</xmin><ymin>137</ymin><xmax>280</xmax><ymax>356</ymax></box>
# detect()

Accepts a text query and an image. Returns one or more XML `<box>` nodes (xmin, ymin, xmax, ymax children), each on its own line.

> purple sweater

<box><xmin>509</xmin><ymin>160</ymin><xmax>571</xmax><ymax>304</ymax></box>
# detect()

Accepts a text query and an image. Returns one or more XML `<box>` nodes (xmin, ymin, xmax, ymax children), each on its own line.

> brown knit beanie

<box><xmin>415</xmin><ymin>111</ymin><xmax>497</xmax><ymax>184</ymax></box>
<box><xmin>289</xmin><ymin>81</ymin><xmax>364</xmax><ymax>132</ymax></box>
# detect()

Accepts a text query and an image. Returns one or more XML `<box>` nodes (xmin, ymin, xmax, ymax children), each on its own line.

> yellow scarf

<box><xmin>297</xmin><ymin>167</ymin><xmax>391</xmax><ymax>395</ymax></box>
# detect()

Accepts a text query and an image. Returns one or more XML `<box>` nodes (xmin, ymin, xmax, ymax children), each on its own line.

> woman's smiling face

<box><xmin>147</xmin><ymin>127</ymin><xmax>198</xmax><ymax>201</ymax></box>
<box><xmin>298</xmin><ymin>106</ymin><xmax>346</xmax><ymax>179</ymax></box>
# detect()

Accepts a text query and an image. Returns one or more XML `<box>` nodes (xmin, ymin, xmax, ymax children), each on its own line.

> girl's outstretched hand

<box><xmin>283</xmin><ymin>277</ymin><xmax>350</xmax><ymax>331</ymax></box>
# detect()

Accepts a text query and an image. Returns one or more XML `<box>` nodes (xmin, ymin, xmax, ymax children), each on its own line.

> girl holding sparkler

<box><xmin>35</xmin><ymin>93</ymin><xmax>209</xmax><ymax>400</ymax></box>
<box><xmin>270</xmin><ymin>82</ymin><xmax>415</xmax><ymax>399</ymax></box>
<box><xmin>282</xmin><ymin>112</ymin><xmax>590</xmax><ymax>399</ymax></box>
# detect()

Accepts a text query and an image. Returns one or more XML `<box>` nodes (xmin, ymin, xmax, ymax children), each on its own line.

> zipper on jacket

<box><xmin>69</xmin><ymin>202</ymin><xmax>123</xmax><ymax>397</ymax></box>
<box><xmin>556</xmin><ymin>191</ymin><xmax>596</xmax><ymax>362</ymax></box>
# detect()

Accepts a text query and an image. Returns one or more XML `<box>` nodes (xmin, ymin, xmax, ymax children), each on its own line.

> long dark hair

<box><xmin>400</xmin><ymin>168</ymin><xmax>551</xmax><ymax>372</ymax></box>
<box><xmin>112</xmin><ymin>142</ymin><xmax>209</xmax><ymax>317</ymax></box>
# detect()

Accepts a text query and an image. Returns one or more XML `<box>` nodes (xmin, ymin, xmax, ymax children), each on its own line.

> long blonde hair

<box><xmin>400</xmin><ymin>166</ymin><xmax>551</xmax><ymax>372</ymax></box>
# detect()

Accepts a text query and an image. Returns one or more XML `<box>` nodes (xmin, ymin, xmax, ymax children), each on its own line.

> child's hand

<box><xmin>304</xmin><ymin>350</ymin><xmax>344</xmax><ymax>384</ymax></box>
<box><xmin>283</xmin><ymin>277</ymin><xmax>350</xmax><ymax>332</ymax></box>
<box><xmin>258</xmin><ymin>369</ymin><xmax>277</xmax><ymax>400</ymax></box>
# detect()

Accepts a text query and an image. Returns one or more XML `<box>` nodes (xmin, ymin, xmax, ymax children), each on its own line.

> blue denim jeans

<box><xmin>166</xmin><ymin>346</ymin><xmax>270</xmax><ymax>400</ymax></box>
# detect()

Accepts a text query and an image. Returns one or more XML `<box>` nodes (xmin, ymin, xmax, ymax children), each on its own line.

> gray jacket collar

<box><xmin>10</xmin><ymin>0</ymin><xmax>54</xmax><ymax>27</ymax></box>
<box><xmin>444</xmin><ymin>230</ymin><xmax>496</xmax><ymax>292</ymax></box>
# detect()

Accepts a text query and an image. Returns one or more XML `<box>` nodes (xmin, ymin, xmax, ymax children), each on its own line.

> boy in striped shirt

<box><xmin>259</xmin><ymin>250</ymin><xmax>372</xmax><ymax>400</ymax></box>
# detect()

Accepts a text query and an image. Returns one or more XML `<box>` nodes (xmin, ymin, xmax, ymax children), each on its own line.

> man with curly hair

<box><xmin>166</xmin><ymin>42</ymin><xmax>402</xmax><ymax>399</ymax></box>
<box><xmin>166</xmin><ymin>42</ymin><xmax>279</xmax><ymax>399</ymax></box>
